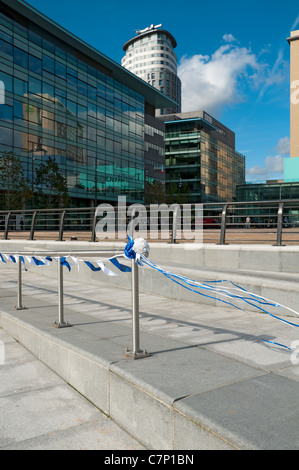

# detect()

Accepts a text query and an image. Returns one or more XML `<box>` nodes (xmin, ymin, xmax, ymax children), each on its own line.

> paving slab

<box><xmin>0</xmin><ymin>330</ymin><xmax>145</xmax><ymax>450</ymax></box>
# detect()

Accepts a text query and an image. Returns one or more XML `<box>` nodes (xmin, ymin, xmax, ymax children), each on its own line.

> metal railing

<box><xmin>0</xmin><ymin>199</ymin><xmax>299</xmax><ymax>245</ymax></box>
<box><xmin>4</xmin><ymin>249</ymin><xmax>148</xmax><ymax>359</ymax></box>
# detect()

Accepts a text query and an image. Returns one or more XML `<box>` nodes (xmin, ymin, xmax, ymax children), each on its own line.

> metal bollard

<box><xmin>53</xmin><ymin>257</ymin><xmax>71</xmax><ymax>328</ymax></box>
<box><xmin>15</xmin><ymin>255</ymin><xmax>26</xmax><ymax>310</ymax></box>
<box><xmin>124</xmin><ymin>258</ymin><xmax>149</xmax><ymax>359</ymax></box>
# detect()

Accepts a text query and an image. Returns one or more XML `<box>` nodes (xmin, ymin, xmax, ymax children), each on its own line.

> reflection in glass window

<box><xmin>55</xmin><ymin>61</ymin><xmax>66</xmax><ymax>80</ymax></box>
<box><xmin>0</xmin><ymin>39</ymin><xmax>13</xmax><ymax>61</ymax></box>
<box><xmin>29</xmin><ymin>76</ymin><xmax>42</xmax><ymax>95</ymax></box>
<box><xmin>29</xmin><ymin>55</ymin><xmax>42</xmax><ymax>75</ymax></box>
<box><xmin>0</xmin><ymin>125</ymin><xmax>13</xmax><ymax>145</ymax></box>
<box><xmin>14</xmin><ymin>48</ymin><xmax>28</xmax><ymax>68</ymax></box>
<box><xmin>43</xmin><ymin>54</ymin><xmax>54</xmax><ymax>73</ymax></box>
<box><xmin>0</xmin><ymin>104</ymin><xmax>13</xmax><ymax>121</ymax></box>
<box><xmin>14</xmin><ymin>77</ymin><xmax>28</xmax><ymax>96</ymax></box>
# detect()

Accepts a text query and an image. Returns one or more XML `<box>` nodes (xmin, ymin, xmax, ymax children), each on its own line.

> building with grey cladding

<box><xmin>160</xmin><ymin>111</ymin><xmax>245</xmax><ymax>203</ymax></box>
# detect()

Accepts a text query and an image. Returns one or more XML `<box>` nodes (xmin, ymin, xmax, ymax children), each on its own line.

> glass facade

<box><xmin>0</xmin><ymin>5</ymin><xmax>161</xmax><ymax>207</ymax></box>
<box><xmin>237</xmin><ymin>181</ymin><xmax>299</xmax><ymax>201</ymax></box>
<box><xmin>164</xmin><ymin>119</ymin><xmax>245</xmax><ymax>203</ymax></box>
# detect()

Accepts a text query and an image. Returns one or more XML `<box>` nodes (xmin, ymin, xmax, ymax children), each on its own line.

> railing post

<box><xmin>4</xmin><ymin>212</ymin><xmax>11</xmax><ymax>240</ymax></box>
<box><xmin>124</xmin><ymin>258</ymin><xmax>149</xmax><ymax>359</ymax></box>
<box><xmin>15</xmin><ymin>255</ymin><xmax>26</xmax><ymax>310</ymax></box>
<box><xmin>29</xmin><ymin>211</ymin><xmax>37</xmax><ymax>240</ymax></box>
<box><xmin>54</xmin><ymin>257</ymin><xmax>70</xmax><ymax>328</ymax></box>
<box><xmin>219</xmin><ymin>204</ymin><xmax>229</xmax><ymax>245</ymax></box>
<box><xmin>91</xmin><ymin>209</ymin><xmax>97</xmax><ymax>242</ymax></box>
<box><xmin>58</xmin><ymin>210</ymin><xmax>66</xmax><ymax>241</ymax></box>
<box><xmin>274</xmin><ymin>202</ymin><xmax>285</xmax><ymax>246</ymax></box>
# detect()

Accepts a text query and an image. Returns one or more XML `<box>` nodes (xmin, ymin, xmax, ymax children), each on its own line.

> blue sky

<box><xmin>24</xmin><ymin>0</ymin><xmax>299</xmax><ymax>182</ymax></box>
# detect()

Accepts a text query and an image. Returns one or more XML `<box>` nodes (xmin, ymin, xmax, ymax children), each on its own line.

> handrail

<box><xmin>4</xmin><ymin>248</ymin><xmax>147</xmax><ymax>359</ymax></box>
<box><xmin>1</xmin><ymin>199</ymin><xmax>299</xmax><ymax>245</ymax></box>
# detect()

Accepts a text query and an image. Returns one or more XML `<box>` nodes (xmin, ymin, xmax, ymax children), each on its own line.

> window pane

<box><xmin>14</xmin><ymin>47</ymin><xmax>28</xmax><ymax>68</ymax></box>
<box><xmin>0</xmin><ymin>38</ymin><xmax>13</xmax><ymax>61</ymax></box>
<box><xmin>29</xmin><ymin>54</ymin><xmax>42</xmax><ymax>74</ymax></box>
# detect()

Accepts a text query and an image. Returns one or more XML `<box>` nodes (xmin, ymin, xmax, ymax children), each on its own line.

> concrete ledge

<box><xmin>0</xmin><ymin>307</ymin><xmax>238</xmax><ymax>449</ymax></box>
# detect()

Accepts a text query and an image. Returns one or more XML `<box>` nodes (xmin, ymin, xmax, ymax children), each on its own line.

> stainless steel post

<box><xmin>132</xmin><ymin>258</ymin><xmax>140</xmax><ymax>352</ymax></box>
<box><xmin>274</xmin><ymin>202</ymin><xmax>285</xmax><ymax>246</ymax></box>
<box><xmin>124</xmin><ymin>258</ymin><xmax>149</xmax><ymax>359</ymax></box>
<box><xmin>219</xmin><ymin>204</ymin><xmax>229</xmax><ymax>245</ymax></box>
<box><xmin>15</xmin><ymin>256</ymin><xmax>26</xmax><ymax>310</ymax></box>
<box><xmin>54</xmin><ymin>257</ymin><xmax>70</xmax><ymax>328</ymax></box>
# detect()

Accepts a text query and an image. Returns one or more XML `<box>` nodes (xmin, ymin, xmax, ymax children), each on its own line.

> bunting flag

<box><xmin>0</xmin><ymin>251</ymin><xmax>131</xmax><ymax>275</ymax></box>
<box><xmin>1</xmin><ymin>236</ymin><xmax>298</xmax><ymax>353</ymax></box>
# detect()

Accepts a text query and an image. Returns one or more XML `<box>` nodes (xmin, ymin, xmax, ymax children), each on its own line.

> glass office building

<box><xmin>0</xmin><ymin>0</ymin><xmax>175</xmax><ymax>208</ymax></box>
<box><xmin>162</xmin><ymin>111</ymin><xmax>245</xmax><ymax>203</ymax></box>
<box><xmin>237</xmin><ymin>181</ymin><xmax>299</xmax><ymax>201</ymax></box>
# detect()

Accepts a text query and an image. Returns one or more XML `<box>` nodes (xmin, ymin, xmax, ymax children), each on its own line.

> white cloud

<box><xmin>291</xmin><ymin>14</ymin><xmax>299</xmax><ymax>31</ymax></box>
<box><xmin>222</xmin><ymin>33</ymin><xmax>236</xmax><ymax>43</ymax></box>
<box><xmin>275</xmin><ymin>136</ymin><xmax>290</xmax><ymax>156</ymax></box>
<box><xmin>247</xmin><ymin>155</ymin><xmax>285</xmax><ymax>177</ymax></box>
<box><xmin>178</xmin><ymin>35</ymin><xmax>288</xmax><ymax>115</ymax></box>
<box><xmin>246</xmin><ymin>136</ymin><xmax>290</xmax><ymax>180</ymax></box>
<box><xmin>255</xmin><ymin>47</ymin><xmax>287</xmax><ymax>103</ymax></box>
<box><xmin>247</xmin><ymin>137</ymin><xmax>291</xmax><ymax>181</ymax></box>
<box><xmin>178</xmin><ymin>40</ymin><xmax>261</xmax><ymax>115</ymax></box>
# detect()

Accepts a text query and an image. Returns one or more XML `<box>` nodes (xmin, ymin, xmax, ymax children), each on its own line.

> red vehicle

<box><xmin>202</xmin><ymin>217</ymin><xmax>220</xmax><ymax>229</ymax></box>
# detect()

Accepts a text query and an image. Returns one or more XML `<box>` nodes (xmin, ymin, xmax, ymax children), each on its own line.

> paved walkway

<box><xmin>0</xmin><ymin>328</ymin><xmax>145</xmax><ymax>450</ymax></box>
<box><xmin>0</xmin><ymin>264</ymin><xmax>299</xmax><ymax>450</ymax></box>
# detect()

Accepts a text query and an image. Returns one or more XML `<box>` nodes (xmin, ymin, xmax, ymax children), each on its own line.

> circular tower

<box><xmin>122</xmin><ymin>24</ymin><xmax>181</xmax><ymax>115</ymax></box>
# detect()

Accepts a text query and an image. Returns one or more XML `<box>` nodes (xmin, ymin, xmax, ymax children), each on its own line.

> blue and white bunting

<box><xmin>1</xmin><ymin>236</ymin><xmax>299</xmax><ymax>352</ymax></box>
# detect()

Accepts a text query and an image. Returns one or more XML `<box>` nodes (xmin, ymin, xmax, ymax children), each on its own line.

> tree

<box><xmin>35</xmin><ymin>156</ymin><xmax>69</xmax><ymax>208</ymax></box>
<box><xmin>0</xmin><ymin>151</ymin><xmax>32</xmax><ymax>210</ymax></box>
<box><xmin>145</xmin><ymin>180</ymin><xmax>165</xmax><ymax>204</ymax></box>
<box><xmin>165</xmin><ymin>182</ymin><xmax>191</xmax><ymax>204</ymax></box>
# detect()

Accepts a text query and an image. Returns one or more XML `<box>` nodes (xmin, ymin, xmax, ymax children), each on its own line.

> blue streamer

<box><xmin>109</xmin><ymin>258</ymin><xmax>131</xmax><ymax>272</ymax></box>
<box><xmin>19</xmin><ymin>255</ymin><xmax>27</xmax><ymax>271</ymax></box>
<box><xmin>140</xmin><ymin>254</ymin><xmax>299</xmax><ymax>351</ymax></box>
<box><xmin>84</xmin><ymin>260</ymin><xmax>101</xmax><ymax>272</ymax></box>
<box><xmin>60</xmin><ymin>257</ymin><xmax>71</xmax><ymax>272</ymax></box>
<box><xmin>32</xmin><ymin>256</ymin><xmax>45</xmax><ymax>266</ymax></box>
<box><xmin>124</xmin><ymin>235</ymin><xmax>135</xmax><ymax>259</ymax></box>
<box><xmin>0</xmin><ymin>253</ymin><xmax>6</xmax><ymax>263</ymax></box>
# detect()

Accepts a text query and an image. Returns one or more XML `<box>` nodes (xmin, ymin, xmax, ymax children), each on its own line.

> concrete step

<box><xmin>0</xmin><ymin>269</ymin><xmax>298</xmax><ymax>450</ymax></box>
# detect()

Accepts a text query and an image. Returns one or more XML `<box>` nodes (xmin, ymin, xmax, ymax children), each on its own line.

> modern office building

<box><xmin>160</xmin><ymin>111</ymin><xmax>245</xmax><ymax>203</ymax></box>
<box><xmin>237</xmin><ymin>180</ymin><xmax>299</xmax><ymax>225</ymax></box>
<box><xmin>0</xmin><ymin>0</ymin><xmax>176</xmax><ymax>208</ymax></box>
<box><xmin>237</xmin><ymin>180</ymin><xmax>299</xmax><ymax>201</ymax></box>
<box><xmin>122</xmin><ymin>24</ymin><xmax>181</xmax><ymax>116</ymax></box>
